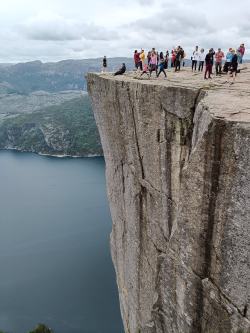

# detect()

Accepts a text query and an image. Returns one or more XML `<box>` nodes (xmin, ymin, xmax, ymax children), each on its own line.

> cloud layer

<box><xmin>0</xmin><ymin>0</ymin><xmax>249</xmax><ymax>62</ymax></box>
<box><xmin>20</xmin><ymin>12</ymin><xmax>118</xmax><ymax>41</ymax></box>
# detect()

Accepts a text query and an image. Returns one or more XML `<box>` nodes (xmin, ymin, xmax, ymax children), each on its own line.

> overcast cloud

<box><xmin>0</xmin><ymin>0</ymin><xmax>249</xmax><ymax>62</ymax></box>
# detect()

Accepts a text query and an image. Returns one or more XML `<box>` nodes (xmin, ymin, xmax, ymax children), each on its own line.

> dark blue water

<box><xmin>0</xmin><ymin>150</ymin><xmax>123</xmax><ymax>333</ymax></box>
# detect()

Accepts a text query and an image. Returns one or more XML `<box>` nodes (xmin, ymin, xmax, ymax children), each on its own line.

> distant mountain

<box><xmin>0</xmin><ymin>58</ymin><xmax>134</xmax><ymax>94</ymax></box>
<box><xmin>0</xmin><ymin>57</ymin><xmax>136</xmax><ymax>156</ymax></box>
<box><xmin>0</xmin><ymin>92</ymin><xmax>102</xmax><ymax>157</ymax></box>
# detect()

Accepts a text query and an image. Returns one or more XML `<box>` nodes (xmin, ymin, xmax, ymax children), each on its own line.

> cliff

<box><xmin>87</xmin><ymin>68</ymin><xmax>250</xmax><ymax>333</ymax></box>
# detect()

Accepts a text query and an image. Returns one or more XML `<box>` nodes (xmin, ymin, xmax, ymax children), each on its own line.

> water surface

<box><xmin>0</xmin><ymin>150</ymin><xmax>123</xmax><ymax>333</ymax></box>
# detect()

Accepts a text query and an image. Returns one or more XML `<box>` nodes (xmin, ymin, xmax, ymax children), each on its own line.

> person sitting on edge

<box><xmin>192</xmin><ymin>46</ymin><xmax>199</xmax><ymax>71</ymax></box>
<box><xmin>227</xmin><ymin>49</ymin><xmax>238</xmax><ymax>85</ymax></box>
<box><xmin>114</xmin><ymin>63</ymin><xmax>126</xmax><ymax>76</ymax></box>
<box><xmin>204</xmin><ymin>48</ymin><xmax>214</xmax><ymax>79</ymax></box>
<box><xmin>157</xmin><ymin>52</ymin><xmax>167</xmax><ymax>78</ymax></box>
<box><xmin>102</xmin><ymin>56</ymin><xmax>107</xmax><ymax>72</ymax></box>
<box><xmin>223</xmin><ymin>48</ymin><xmax>233</xmax><ymax>73</ymax></box>
<box><xmin>215</xmin><ymin>48</ymin><xmax>225</xmax><ymax>75</ymax></box>
<box><xmin>198</xmin><ymin>48</ymin><xmax>206</xmax><ymax>72</ymax></box>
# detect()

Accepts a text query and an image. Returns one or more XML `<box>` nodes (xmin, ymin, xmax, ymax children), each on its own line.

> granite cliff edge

<box><xmin>88</xmin><ymin>68</ymin><xmax>250</xmax><ymax>333</ymax></box>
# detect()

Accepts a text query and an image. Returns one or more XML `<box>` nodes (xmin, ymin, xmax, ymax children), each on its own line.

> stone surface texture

<box><xmin>87</xmin><ymin>67</ymin><xmax>250</xmax><ymax>333</ymax></box>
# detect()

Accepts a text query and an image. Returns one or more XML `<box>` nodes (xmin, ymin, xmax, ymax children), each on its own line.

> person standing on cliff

<box><xmin>165</xmin><ymin>50</ymin><xmax>169</xmax><ymax>69</ymax></box>
<box><xmin>223</xmin><ymin>48</ymin><xmax>233</xmax><ymax>73</ymax></box>
<box><xmin>171</xmin><ymin>49</ymin><xmax>176</xmax><ymax>68</ymax></box>
<box><xmin>210</xmin><ymin>48</ymin><xmax>216</xmax><ymax>74</ymax></box>
<box><xmin>215</xmin><ymin>48</ymin><xmax>225</xmax><ymax>75</ymax></box>
<box><xmin>175</xmin><ymin>46</ymin><xmax>184</xmax><ymax>72</ymax></box>
<box><xmin>102</xmin><ymin>56</ymin><xmax>107</xmax><ymax>72</ymax></box>
<box><xmin>237</xmin><ymin>43</ymin><xmax>245</xmax><ymax>64</ymax></box>
<box><xmin>140</xmin><ymin>49</ymin><xmax>146</xmax><ymax>67</ymax></box>
<box><xmin>192</xmin><ymin>46</ymin><xmax>199</xmax><ymax>71</ymax></box>
<box><xmin>198</xmin><ymin>48</ymin><xmax>206</xmax><ymax>72</ymax></box>
<box><xmin>227</xmin><ymin>49</ymin><xmax>238</xmax><ymax>85</ymax></box>
<box><xmin>157</xmin><ymin>52</ymin><xmax>167</xmax><ymax>78</ymax></box>
<box><xmin>134</xmin><ymin>50</ymin><xmax>142</xmax><ymax>71</ymax></box>
<box><xmin>140</xmin><ymin>63</ymin><xmax>150</xmax><ymax>78</ymax></box>
<box><xmin>149</xmin><ymin>50</ymin><xmax>158</xmax><ymax>77</ymax></box>
<box><xmin>147</xmin><ymin>51</ymin><xmax>151</xmax><ymax>65</ymax></box>
<box><xmin>204</xmin><ymin>49</ymin><xmax>214</xmax><ymax>79</ymax></box>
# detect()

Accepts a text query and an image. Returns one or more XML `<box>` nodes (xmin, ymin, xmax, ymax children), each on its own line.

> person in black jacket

<box><xmin>210</xmin><ymin>48</ymin><xmax>215</xmax><ymax>74</ymax></box>
<box><xmin>114</xmin><ymin>63</ymin><xmax>126</xmax><ymax>76</ymax></box>
<box><xmin>228</xmin><ymin>49</ymin><xmax>238</xmax><ymax>84</ymax></box>
<box><xmin>175</xmin><ymin>46</ymin><xmax>184</xmax><ymax>72</ymax></box>
<box><xmin>102</xmin><ymin>56</ymin><xmax>107</xmax><ymax>72</ymax></box>
<box><xmin>204</xmin><ymin>49</ymin><xmax>214</xmax><ymax>79</ymax></box>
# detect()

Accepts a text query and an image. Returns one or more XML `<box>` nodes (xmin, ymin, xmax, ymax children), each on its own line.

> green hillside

<box><xmin>0</xmin><ymin>94</ymin><xmax>102</xmax><ymax>156</ymax></box>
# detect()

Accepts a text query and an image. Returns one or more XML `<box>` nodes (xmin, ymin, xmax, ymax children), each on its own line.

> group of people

<box><xmin>190</xmin><ymin>44</ymin><xmax>245</xmax><ymax>82</ymax></box>
<box><xmin>102</xmin><ymin>43</ymin><xmax>246</xmax><ymax>84</ymax></box>
<box><xmin>134</xmin><ymin>46</ymin><xmax>185</xmax><ymax>78</ymax></box>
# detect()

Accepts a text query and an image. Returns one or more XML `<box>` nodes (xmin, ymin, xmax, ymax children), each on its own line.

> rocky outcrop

<box><xmin>87</xmin><ymin>68</ymin><xmax>250</xmax><ymax>333</ymax></box>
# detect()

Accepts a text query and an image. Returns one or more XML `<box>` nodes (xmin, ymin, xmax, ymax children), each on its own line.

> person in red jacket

<box><xmin>171</xmin><ymin>49</ymin><xmax>176</xmax><ymax>68</ymax></box>
<box><xmin>215</xmin><ymin>48</ymin><xmax>225</xmax><ymax>75</ymax></box>
<box><xmin>134</xmin><ymin>50</ymin><xmax>142</xmax><ymax>70</ymax></box>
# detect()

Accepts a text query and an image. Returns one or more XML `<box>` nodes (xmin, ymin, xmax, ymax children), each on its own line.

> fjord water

<box><xmin>0</xmin><ymin>151</ymin><xmax>123</xmax><ymax>333</ymax></box>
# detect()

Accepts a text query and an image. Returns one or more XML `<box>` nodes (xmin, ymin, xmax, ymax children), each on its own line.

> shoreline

<box><xmin>0</xmin><ymin>147</ymin><xmax>103</xmax><ymax>159</ymax></box>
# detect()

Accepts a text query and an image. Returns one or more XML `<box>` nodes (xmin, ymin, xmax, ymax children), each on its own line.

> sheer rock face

<box><xmin>87</xmin><ymin>69</ymin><xmax>250</xmax><ymax>333</ymax></box>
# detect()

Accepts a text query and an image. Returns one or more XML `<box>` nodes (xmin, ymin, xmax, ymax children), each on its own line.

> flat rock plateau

<box><xmin>88</xmin><ymin>66</ymin><xmax>250</xmax><ymax>333</ymax></box>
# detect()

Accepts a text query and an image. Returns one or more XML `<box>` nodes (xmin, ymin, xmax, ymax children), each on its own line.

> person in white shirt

<box><xmin>198</xmin><ymin>48</ymin><xmax>206</xmax><ymax>72</ymax></box>
<box><xmin>192</xmin><ymin>46</ymin><xmax>199</xmax><ymax>71</ymax></box>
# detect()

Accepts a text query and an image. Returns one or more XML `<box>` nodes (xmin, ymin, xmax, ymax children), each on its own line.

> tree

<box><xmin>28</xmin><ymin>324</ymin><xmax>54</xmax><ymax>333</ymax></box>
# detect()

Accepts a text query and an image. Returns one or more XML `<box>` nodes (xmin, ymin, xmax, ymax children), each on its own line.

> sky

<box><xmin>0</xmin><ymin>0</ymin><xmax>249</xmax><ymax>63</ymax></box>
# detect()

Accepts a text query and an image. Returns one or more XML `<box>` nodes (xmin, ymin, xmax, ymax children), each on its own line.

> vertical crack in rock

<box><xmin>243</xmin><ymin>305</ymin><xmax>248</xmax><ymax>318</ymax></box>
<box><xmin>121</xmin><ymin>160</ymin><xmax>125</xmax><ymax>194</ymax></box>
<box><xmin>194</xmin><ymin>121</ymin><xmax>226</xmax><ymax>332</ymax></box>
<box><xmin>204</xmin><ymin>121</ymin><xmax>225</xmax><ymax>279</ymax></box>
<box><xmin>157</xmin><ymin>129</ymin><xmax>161</xmax><ymax>143</ymax></box>
<box><xmin>126</xmin><ymin>85</ymin><xmax>145</xmax><ymax>180</ymax></box>
<box><xmin>137</xmin><ymin>185</ymin><xmax>147</xmax><ymax>329</ymax></box>
<box><xmin>159</xmin><ymin>104</ymin><xmax>171</xmax><ymax>240</ymax></box>
<box><xmin>164</xmin><ymin>112</ymin><xmax>173</xmax><ymax>236</ymax></box>
<box><xmin>188</xmin><ymin>88</ymin><xmax>206</xmax><ymax>158</ymax></box>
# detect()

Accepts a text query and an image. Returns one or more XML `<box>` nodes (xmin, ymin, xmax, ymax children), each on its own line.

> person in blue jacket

<box><xmin>223</xmin><ymin>48</ymin><xmax>233</xmax><ymax>73</ymax></box>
